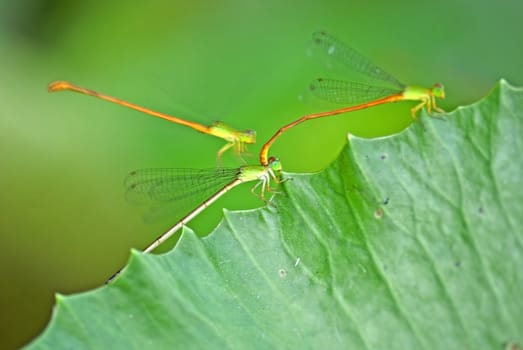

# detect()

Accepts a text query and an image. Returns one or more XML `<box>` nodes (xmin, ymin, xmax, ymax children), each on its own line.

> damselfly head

<box><xmin>432</xmin><ymin>83</ymin><xmax>445</xmax><ymax>99</ymax></box>
<box><xmin>241</xmin><ymin>129</ymin><xmax>256</xmax><ymax>144</ymax></box>
<box><xmin>267</xmin><ymin>156</ymin><xmax>283</xmax><ymax>173</ymax></box>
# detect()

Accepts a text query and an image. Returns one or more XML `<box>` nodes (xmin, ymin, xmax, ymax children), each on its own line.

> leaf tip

<box><xmin>55</xmin><ymin>293</ymin><xmax>66</xmax><ymax>304</ymax></box>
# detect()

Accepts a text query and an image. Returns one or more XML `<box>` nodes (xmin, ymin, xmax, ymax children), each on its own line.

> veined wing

<box><xmin>124</xmin><ymin>167</ymin><xmax>241</xmax><ymax>223</ymax></box>
<box><xmin>124</xmin><ymin>167</ymin><xmax>239</xmax><ymax>204</ymax></box>
<box><xmin>312</xmin><ymin>31</ymin><xmax>404</xmax><ymax>89</ymax></box>
<box><xmin>310</xmin><ymin>78</ymin><xmax>401</xmax><ymax>105</ymax></box>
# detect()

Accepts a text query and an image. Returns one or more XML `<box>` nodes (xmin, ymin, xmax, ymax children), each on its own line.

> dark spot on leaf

<box><xmin>278</xmin><ymin>269</ymin><xmax>287</xmax><ymax>278</ymax></box>
<box><xmin>478</xmin><ymin>207</ymin><xmax>485</xmax><ymax>214</ymax></box>
<box><xmin>455</xmin><ymin>261</ymin><xmax>461</xmax><ymax>268</ymax></box>
<box><xmin>374</xmin><ymin>208</ymin><xmax>384</xmax><ymax>219</ymax></box>
<box><xmin>380</xmin><ymin>154</ymin><xmax>387</xmax><ymax>160</ymax></box>
<box><xmin>383</xmin><ymin>197</ymin><xmax>390</xmax><ymax>205</ymax></box>
<box><xmin>503</xmin><ymin>341</ymin><xmax>521</xmax><ymax>350</ymax></box>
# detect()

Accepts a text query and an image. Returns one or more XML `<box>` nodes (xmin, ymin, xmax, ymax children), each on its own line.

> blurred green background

<box><xmin>1</xmin><ymin>0</ymin><xmax>522</xmax><ymax>348</ymax></box>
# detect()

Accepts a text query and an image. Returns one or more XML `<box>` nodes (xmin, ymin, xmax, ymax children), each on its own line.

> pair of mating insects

<box><xmin>48</xmin><ymin>31</ymin><xmax>445</xmax><ymax>281</ymax></box>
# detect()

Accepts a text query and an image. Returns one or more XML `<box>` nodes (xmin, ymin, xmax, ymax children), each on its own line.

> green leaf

<box><xmin>26</xmin><ymin>80</ymin><xmax>523</xmax><ymax>349</ymax></box>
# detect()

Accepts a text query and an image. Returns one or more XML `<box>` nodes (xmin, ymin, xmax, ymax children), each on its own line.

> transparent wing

<box><xmin>124</xmin><ymin>167</ymin><xmax>240</xmax><ymax>223</ymax></box>
<box><xmin>312</xmin><ymin>31</ymin><xmax>404</xmax><ymax>89</ymax></box>
<box><xmin>309</xmin><ymin>78</ymin><xmax>400</xmax><ymax>105</ymax></box>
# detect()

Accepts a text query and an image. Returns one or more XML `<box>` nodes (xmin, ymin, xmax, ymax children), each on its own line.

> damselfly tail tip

<box><xmin>47</xmin><ymin>81</ymin><xmax>67</xmax><ymax>93</ymax></box>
